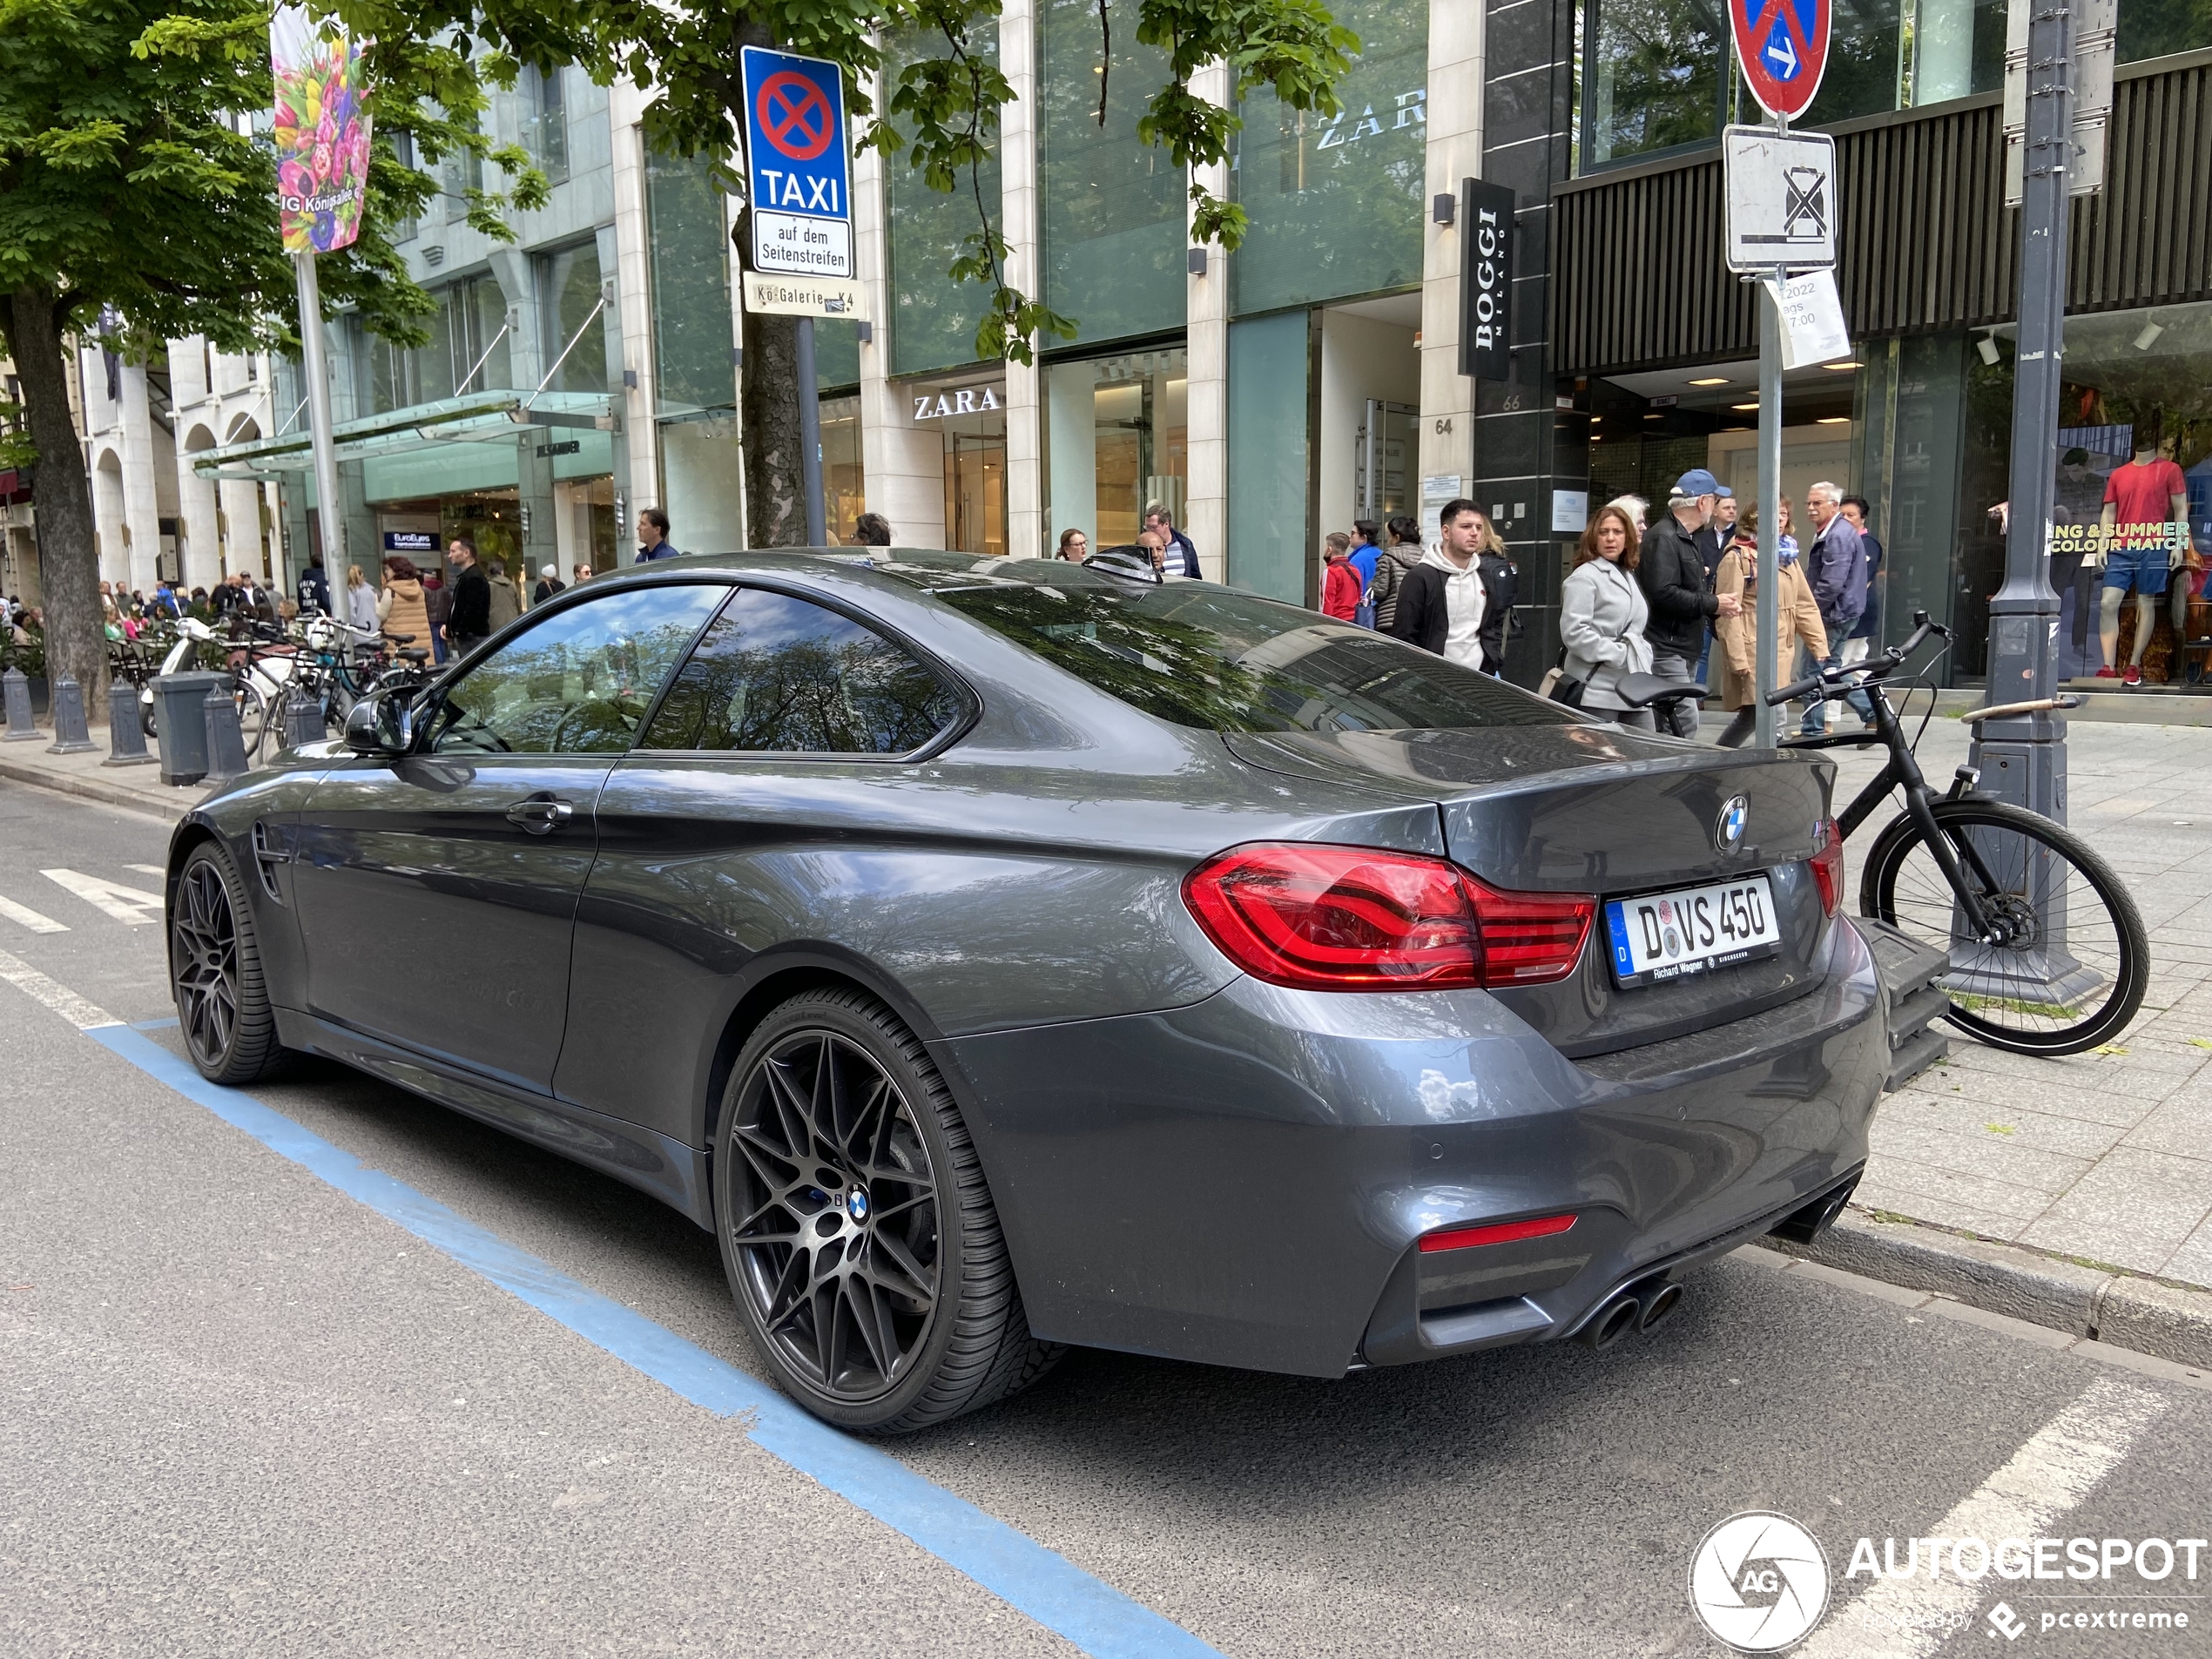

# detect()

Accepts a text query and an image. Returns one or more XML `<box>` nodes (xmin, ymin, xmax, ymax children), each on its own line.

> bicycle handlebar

<box><xmin>1761</xmin><ymin>609</ymin><xmax>1952</xmax><ymax>706</ymax></box>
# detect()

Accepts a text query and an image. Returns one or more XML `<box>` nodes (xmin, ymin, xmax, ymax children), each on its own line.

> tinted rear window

<box><xmin>919</xmin><ymin>570</ymin><xmax>1573</xmax><ymax>733</ymax></box>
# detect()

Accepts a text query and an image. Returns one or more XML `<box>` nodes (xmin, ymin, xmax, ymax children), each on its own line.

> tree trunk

<box><xmin>738</xmin><ymin>295</ymin><xmax>807</xmax><ymax>548</ymax></box>
<box><xmin>1</xmin><ymin>284</ymin><xmax>108</xmax><ymax>709</ymax></box>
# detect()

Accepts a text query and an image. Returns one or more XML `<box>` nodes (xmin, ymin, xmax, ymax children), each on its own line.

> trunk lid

<box><xmin>1223</xmin><ymin>727</ymin><xmax>1840</xmax><ymax>1057</ymax></box>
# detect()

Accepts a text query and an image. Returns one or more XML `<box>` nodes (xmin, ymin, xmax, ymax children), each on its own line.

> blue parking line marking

<box><xmin>131</xmin><ymin>1016</ymin><xmax>180</xmax><ymax>1031</ymax></box>
<box><xmin>84</xmin><ymin>1022</ymin><xmax>1223</xmax><ymax>1659</ymax></box>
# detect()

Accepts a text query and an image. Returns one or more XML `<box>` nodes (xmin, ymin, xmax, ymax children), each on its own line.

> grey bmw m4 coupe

<box><xmin>165</xmin><ymin>550</ymin><xmax>1905</xmax><ymax>1432</ymax></box>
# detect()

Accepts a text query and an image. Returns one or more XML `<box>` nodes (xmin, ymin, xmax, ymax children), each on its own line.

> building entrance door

<box><xmin>1356</xmin><ymin>401</ymin><xmax>1417</xmax><ymax>521</ymax></box>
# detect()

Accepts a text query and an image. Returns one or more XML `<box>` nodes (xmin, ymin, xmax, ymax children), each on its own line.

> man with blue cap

<box><xmin>1636</xmin><ymin>468</ymin><xmax>1741</xmax><ymax>738</ymax></box>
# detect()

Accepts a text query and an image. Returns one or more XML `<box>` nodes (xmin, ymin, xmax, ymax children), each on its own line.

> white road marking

<box><xmin>41</xmin><ymin>868</ymin><xmax>164</xmax><ymax>927</ymax></box>
<box><xmin>0</xmin><ymin>894</ymin><xmax>68</xmax><ymax>934</ymax></box>
<box><xmin>0</xmin><ymin>947</ymin><xmax>116</xmax><ymax>1029</ymax></box>
<box><xmin>125</xmin><ymin>864</ymin><xmax>166</xmax><ymax>879</ymax></box>
<box><xmin>1797</xmin><ymin>1375</ymin><xmax>2171</xmax><ymax>1657</ymax></box>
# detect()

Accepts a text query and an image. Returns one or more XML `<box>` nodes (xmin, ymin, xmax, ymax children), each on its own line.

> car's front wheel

<box><xmin>714</xmin><ymin>988</ymin><xmax>1062</xmax><ymax>1433</ymax></box>
<box><xmin>171</xmin><ymin>841</ymin><xmax>287</xmax><ymax>1084</ymax></box>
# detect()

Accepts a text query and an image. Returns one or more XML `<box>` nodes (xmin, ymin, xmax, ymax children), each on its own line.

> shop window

<box><xmin>523</xmin><ymin>64</ymin><xmax>569</xmax><ymax>185</ymax></box>
<box><xmin>1037</xmin><ymin>0</ymin><xmax>1184</xmax><ymax>347</ymax></box>
<box><xmin>906</xmin><ymin>374</ymin><xmax>1008</xmax><ymax>556</ymax></box>
<box><xmin>646</xmin><ymin>146</ymin><xmax>735</xmax><ymax>417</ymax></box>
<box><xmin>1226</xmin><ymin>314</ymin><xmax>1310</xmax><ymax>604</ymax></box>
<box><xmin>1579</xmin><ymin>0</ymin><xmax>1905</xmax><ymax>169</ymax></box>
<box><xmin>882</xmin><ymin>26</ymin><xmax>1001</xmax><ymax>378</ymax></box>
<box><xmin>1231</xmin><ymin>0</ymin><xmax>1427</xmax><ymax>314</ymax></box>
<box><xmin>539</xmin><ymin>242</ymin><xmax>611</xmax><ymax>395</ymax></box>
<box><xmin>2120</xmin><ymin>0</ymin><xmax>2212</xmax><ymax>62</ymax></box>
<box><xmin>821</xmin><ymin>395</ymin><xmax>867</xmax><ymax>544</ymax></box>
<box><xmin>1043</xmin><ymin>346</ymin><xmax>1184</xmax><ymax>553</ymax></box>
<box><xmin>353</xmin><ymin>274</ymin><xmax>509</xmax><ymax>415</ymax></box>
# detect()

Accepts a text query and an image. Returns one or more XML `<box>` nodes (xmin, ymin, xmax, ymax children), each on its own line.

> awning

<box><xmin>190</xmin><ymin>389</ymin><xmax>616</xmax><ymax>482</ymax></box>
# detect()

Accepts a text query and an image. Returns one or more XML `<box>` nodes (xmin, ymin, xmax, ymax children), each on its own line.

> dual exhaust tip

<box><xmin>1580</xmin><ymin>1277</ymin><xmax>1683</xmax><ymax>1350</ymax></box>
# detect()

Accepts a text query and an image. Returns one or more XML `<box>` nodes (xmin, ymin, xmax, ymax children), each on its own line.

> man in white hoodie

<box><xmin>1384</xmin><ymin>500</ymin><xmax>1512</xmax><ymax>671</ymax></box>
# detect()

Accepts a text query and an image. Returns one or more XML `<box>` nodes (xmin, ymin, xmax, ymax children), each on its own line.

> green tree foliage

<box><xmin>342</xmin><ymin>0</ymin><xmax>1356</xmax><ymax>545</ymax></box>
<box><xmin>0</xmin><ymin>0</ymin><xmax>543</xmax><ymax>698</ymax></box>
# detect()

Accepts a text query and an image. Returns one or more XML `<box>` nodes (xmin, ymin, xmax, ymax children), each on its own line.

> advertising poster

<box><xmin>2047</xmin><ymin>422</ymin><xmax>2209</xmax><ymax>680</ymax></box>
<box><xmin>272</xmin><ymin>5</ymin><xmax>373</xmax><ymax>254</ymax></box>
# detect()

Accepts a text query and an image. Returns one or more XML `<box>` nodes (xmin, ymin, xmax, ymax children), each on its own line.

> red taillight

<box><xmin>1419</xmin><ymin>1212</ymin><xmax>1579</xmax><ymax>1252</ymax></box>
<box><xmin>1461</xmin><ymin>873</ymin><xmax>1598</xmax><ymax>986</ymax></box>
<box><xmin>1810</xmin><ymin>819</ymin><xmax>1844</xmax><ymax>918</ymax></box>
<box><xmin>1181</xmin><ymin>844</ymin><xmax>1594</xmax><ymax>991</ymax></box>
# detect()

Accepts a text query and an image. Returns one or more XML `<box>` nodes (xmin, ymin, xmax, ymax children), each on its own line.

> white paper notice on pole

<box><xmin>1763</xmin><ymin>268</ymin><xmax>1851</xmax><ymax>369</ymax></box>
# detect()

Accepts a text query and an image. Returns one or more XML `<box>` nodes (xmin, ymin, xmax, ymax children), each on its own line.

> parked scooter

<box><xmin>143</xmin><ymin>617</ymin><xmax>300</xmax><ymax>760</ymax></box>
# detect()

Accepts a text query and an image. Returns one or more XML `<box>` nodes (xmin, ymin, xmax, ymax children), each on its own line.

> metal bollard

<box><xmin>45</xmin><ymin>676</ymin><xmax>98</xmax><ymax>755</ymax></box>
<box><xmin>201</xmin><ymin>684</ymin><xmax>250</xmax><ymax>786</ymax></box>
<box><xmin>282</xmin><ymin>687</ymin><xmax>324</xmax><ymax>751</ymax></box>
<box><xmin>3</xmin><ymin>666</ymin><xmax>42</xmax><ymax>740</ymax></box>
<box><xmin>103</xmin><ymin>679</ymin><xmax>158</xmax><ymax>766</ymax></box>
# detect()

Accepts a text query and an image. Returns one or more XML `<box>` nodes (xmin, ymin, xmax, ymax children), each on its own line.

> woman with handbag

<box><xmin>1557</xmin><ymin>502</ymin><xmax>1656</xmax><ymax>728</ymax></box>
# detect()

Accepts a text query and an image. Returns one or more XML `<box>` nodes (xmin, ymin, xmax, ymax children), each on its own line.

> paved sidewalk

<box><xmin>1824</xmin><ymin>717</ymin><xmax>2212</xmax><ymax>1292</ymax></box>
<box><xmin>0</xmin><ymin>725</ymin><xmax>205</xmax><ymax>820</ymax></box>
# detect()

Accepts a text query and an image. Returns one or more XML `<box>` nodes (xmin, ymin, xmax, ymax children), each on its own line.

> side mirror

<box><xmin>344</xmin><ymin>691</ymin><xmax>415</xmax><ymax>756</ymax></box>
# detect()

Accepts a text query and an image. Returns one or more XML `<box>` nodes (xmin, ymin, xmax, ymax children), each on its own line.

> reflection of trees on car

<box><xmin>647</xmin><ymin>634</ymin><xmax>957</xmax><ymax>754</ymax></box>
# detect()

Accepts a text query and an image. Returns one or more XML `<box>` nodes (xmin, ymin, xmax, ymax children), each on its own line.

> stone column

<box><xmin>854</xmin><ymin>69</ymin><xmax>948</xmax><ymax>549</ymax></box>
<box><xmin>608</xmin><ymin>81</ymin><xmax>660</xmax><ymax>532</ymax></box>
<box><xmin>1419</xmin><ymin>0</ymin><xmax>1484</xmax><ymax>514</ymax></box>
<box><xmin>1184</xmin><ymin>60</ymin><xmax>1231</xmax><ymax>583</ymax></box>
<box><xmin>1000</xmin><ymin>0</ymin><xmax>1044</xmax><ymax>558</ymax></box>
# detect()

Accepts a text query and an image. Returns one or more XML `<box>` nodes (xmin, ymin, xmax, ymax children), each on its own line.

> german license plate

<box><xmin>1604</xmin><ymin>874</ymin><xmax>1782</xmax><ymax>988</ymax></box>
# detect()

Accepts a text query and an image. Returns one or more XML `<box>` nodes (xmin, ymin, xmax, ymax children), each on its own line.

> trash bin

<box><xmin>153</xmin><ymin>670</ymin><xmax>227</xmax><ymax>786</ymax></box>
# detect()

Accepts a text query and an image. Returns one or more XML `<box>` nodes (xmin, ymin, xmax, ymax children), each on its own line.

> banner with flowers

<box><xmin>272</xmin><ymin>5</ymin><xmax>372</xmax><ymax>254</ymax></box>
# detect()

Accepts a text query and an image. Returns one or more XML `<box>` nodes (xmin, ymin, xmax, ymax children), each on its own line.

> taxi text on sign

<box><xmin>740</xmin><ymin>46</ymin><xmax>853</xmax><ymax>279</ymax></box>
<box><xmin>1730</xmin><ymin>0</ymin><xmax>1831</xmax><ymax>121</ymax></box>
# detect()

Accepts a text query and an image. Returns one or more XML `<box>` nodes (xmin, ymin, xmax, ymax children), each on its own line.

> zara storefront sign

<box><xmin>1459</xmin><ymin>178</ymin><xmax>1516</xmax><ymax>382</ymax></box>
<box><xmin>911</xmin><ymin>385</ymin><xmax>1003</xmax><ymax>421</ymax></box>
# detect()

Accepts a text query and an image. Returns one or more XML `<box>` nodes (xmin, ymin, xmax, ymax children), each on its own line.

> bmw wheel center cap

<box><xmin>1716</xmin><ymin>795</ymin><xmax>1750</xmax><ymax>853</ymax></box>
<box><xmin>846</xmin><ymin>1188</ymin><xmax>870</xmax><ymax>1224</ymax></box>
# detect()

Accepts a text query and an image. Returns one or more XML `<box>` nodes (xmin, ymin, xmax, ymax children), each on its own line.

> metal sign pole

<box><xmin>795</xmin><ymin>315</ymin><xmax>826</xmax><ymax>546</ymax></box>
<box><xmin>292</xmin><ymin>251</ymin><xmax>344</xmax><ymax>580</ymax></box>
<box><xmin>1753</xmin><ymin>112</ymin><xmax>1788</xmax><ymax>751</ymax></box>
<box><xmin>1973</xmin><ymin>0</ymin><xmax>2074</xmax><ymax>822</ymax></box>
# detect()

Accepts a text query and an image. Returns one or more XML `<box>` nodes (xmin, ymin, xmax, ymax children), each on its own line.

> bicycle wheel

<box><xmin>1860</xmin><ymin>799</ymin><xmax>2148</xmax><ymax>1055</ymax></box>
<box><xmin>233</xmin><ymin>680</ymin><xmax>270</xmax><ymax>762</ymax></box>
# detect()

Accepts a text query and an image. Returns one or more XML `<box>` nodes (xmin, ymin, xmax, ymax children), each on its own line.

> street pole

<box><xmin>292</xmin><ymin>251</ymin><xmax>344</xmax><ymax>581</ymax></box>
<box><xmin>1753</xmin><ymin>113</ymin><xmax>1788</xmax><ymax>751</ymax></box>
<box><xmin>1972</xmin><ymin>0</ymin><xmax>2073</xmax><ymax>821</ymax></box>
<box><xmin>794</xmin><ymin>316</ymin><xmax>826</xmax><ymax>547</ymax></box>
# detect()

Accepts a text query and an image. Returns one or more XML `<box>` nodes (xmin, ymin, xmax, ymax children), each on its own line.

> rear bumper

<box><xmin>936</xmin><ymin>917</ymin><xmax>1891</xmax><ymax>1379</ymax></box>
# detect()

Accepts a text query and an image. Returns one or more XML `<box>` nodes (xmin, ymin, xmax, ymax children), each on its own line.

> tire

<box><xmin>170</xmin><ymin>841</ymin><xmax>287</xmax><ymax>1084</ymax></box>
<box><xmin>713</xmin><ymin>988</ymin><xmax>1063</xmax><ymax>1433</ymax></box>
<box><xmin>233</xmin><ymin>680</ymin><xmax>269</xmax><ymax>763</ymax></box>
<box><xmin>1859</xmin><ymin>798</ymin><xmax>2148</xmax><ymax>1056</ymax></box>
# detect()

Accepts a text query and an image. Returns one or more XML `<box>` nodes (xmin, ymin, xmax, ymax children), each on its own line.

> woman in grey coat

<box><xmin>1560</xmin><ymin>502</ymin><xmax>1656</xmax><ymax>729</ymax></box>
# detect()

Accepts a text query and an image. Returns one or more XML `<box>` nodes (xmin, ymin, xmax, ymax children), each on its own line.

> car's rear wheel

<box><xmin>171</xmin><ymin>842</ymin><xmax>287</xmax><ymax>1084</ymax></box>
<box><xmin>713</xmin><ymin>988</ymin><xmax>1062</xmax><ymax>1433</ymax></box>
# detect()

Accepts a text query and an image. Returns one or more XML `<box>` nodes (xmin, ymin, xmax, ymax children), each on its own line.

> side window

<box><xmin>427</xmin><ymin>585</ymin><xmax>726</xmax><ymax>755</ymax></box>
<box><xmin>640</xmin><ymin>586</ymin><xmax>961</xmax><ymax>755</ymax></box>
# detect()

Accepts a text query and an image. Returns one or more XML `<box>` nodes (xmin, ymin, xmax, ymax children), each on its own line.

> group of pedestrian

<box><xmin>1524</xmin><ymin>466</ymin><xmax>1881</xmax><ymax>739</ymax></box>
<box><xmin>1316</xmin><ymin>506</ymin><xmax>1518</xmax><ymax>675</ymax></box>
<box><xmin>1051</xmin><ymin>502</ymin><xmax>1200</xmax><ymax>581</ymax></box>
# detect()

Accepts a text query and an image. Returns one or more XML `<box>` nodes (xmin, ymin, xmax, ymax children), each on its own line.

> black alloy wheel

<box><xmin>171</xmin><ymin>843</ymin><xmax>286</xmax><ymax>1083</ymax></box>
<box><xmin>715</xmin><ymin>988</ymin><xmax>1062</xmax><ymax>1433</ymax></box>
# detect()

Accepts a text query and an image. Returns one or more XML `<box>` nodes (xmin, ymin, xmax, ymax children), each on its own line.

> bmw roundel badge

<box><xmin>1716</xmin><ymin>795</ymin><xmax>1750</xmax><ymax>853</ymax></box>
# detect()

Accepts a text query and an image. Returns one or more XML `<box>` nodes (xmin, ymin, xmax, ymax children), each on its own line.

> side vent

<box><xmin>251</xmin><ymin>820</ymin><xmax>290</xmax><ymax>904</ymax></box>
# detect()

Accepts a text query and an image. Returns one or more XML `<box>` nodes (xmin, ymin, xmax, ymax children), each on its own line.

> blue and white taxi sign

<box><xmin>739</xmin><ymin>45</ymin><xmax>852</xmax><ymax>279</ymax></box>
<box><xmin>1730</xmin><ymin>0</ymin><xmax>1831</xmax><ymax>122</ymax></box>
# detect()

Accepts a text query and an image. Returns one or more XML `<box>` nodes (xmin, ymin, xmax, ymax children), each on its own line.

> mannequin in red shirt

<box><xmin>2097</xmin><ymin>423</ymin><xmax>2189</xmax><ymax>684</ymax></box>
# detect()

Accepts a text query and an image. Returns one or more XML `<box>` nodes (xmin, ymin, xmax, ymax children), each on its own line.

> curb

<box><xmin>0</xmin><ymin>753</ymin><xmax>196</xmax><ymax>822</ymax></box>
<box><xmin>1755</xmin><ymin>1208</ymin><xmax>2212</xmax><ymax>1371</ymax></box>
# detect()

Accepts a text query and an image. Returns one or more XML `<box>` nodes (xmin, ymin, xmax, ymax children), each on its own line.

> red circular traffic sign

<box><xmin>756</xmin><ymin>71</ymin><xmax>835</xmax><ymax>160</ymax></box>
<box><xmin>1730</xmin><ymin>0</ymin><xmax>1831</xmax><ymax>121</ymax></box>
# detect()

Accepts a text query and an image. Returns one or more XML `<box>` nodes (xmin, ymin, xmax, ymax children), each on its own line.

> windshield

<box><xmin>873</xmin><ymin>556</ymin><xmax>1573</xmax><ymax>733</ymax></box>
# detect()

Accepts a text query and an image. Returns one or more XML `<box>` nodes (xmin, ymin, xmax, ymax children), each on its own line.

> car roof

<box><xmin>578</xmin><ymin>547</ymin><xmax>1202</xmax><ymax>601</ymax></box>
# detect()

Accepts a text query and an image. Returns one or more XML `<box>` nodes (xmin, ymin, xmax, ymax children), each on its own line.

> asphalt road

<box><xmin>3</xmin><ymin>777</ymin><xmax>2209</xmax><ymax>1658</ymax></box>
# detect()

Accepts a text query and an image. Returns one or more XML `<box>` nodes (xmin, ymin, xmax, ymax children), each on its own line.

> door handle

<box><xmin>506</xmin><ymin>794</ymin><xmax>575</xmax><ymax>834</ymax></box>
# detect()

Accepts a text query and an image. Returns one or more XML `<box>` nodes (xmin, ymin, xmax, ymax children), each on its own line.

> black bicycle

<box><xmin>1766</xmin><ymin>612</ymin><xmax>2148</xmax><ymax>1055</ymax></box>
